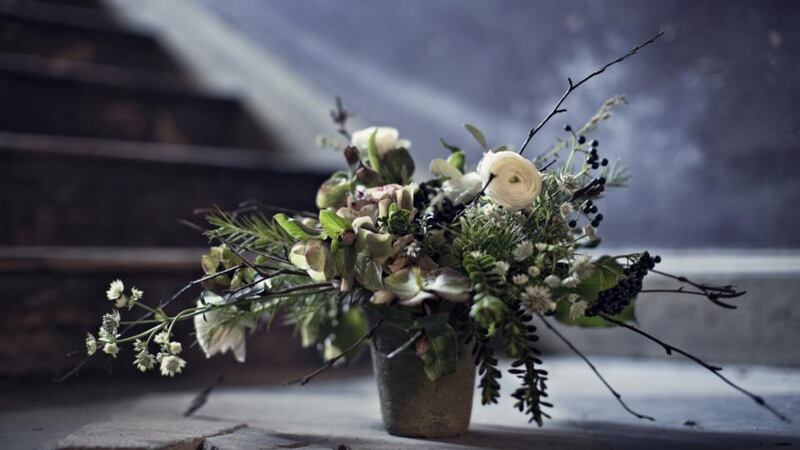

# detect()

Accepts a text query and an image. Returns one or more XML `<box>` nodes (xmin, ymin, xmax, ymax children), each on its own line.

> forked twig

<box><xmin>600</xmin><ymin>313</ymin><xmax>789</xmax><ymax>422</ymax></box>
<box><xmin>538</xmin><ymin>314</ymin><xmax>654</xmax><ymax>421</ymax></box>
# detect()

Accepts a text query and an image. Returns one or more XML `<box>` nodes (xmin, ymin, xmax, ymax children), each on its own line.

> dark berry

<box><xmin>654</xmin><ymin>255</ymin><xmax>662</xmax><ymax>263</ymax></box>
<box><xmin>597</xmin><ymin>185</ymin><xmax>605</xmax><ymax>192</ymax></box>
<box><xmin>591</xmin><ymin>219</ymin><xmax>601</xmax><ymax>227</ymax></box>
<box><xmin>586</xmin><ymin>200</ymin><xmax>594</xmax><ymax>207</ymax></box>
<box><xmin>601</xmin><ymin>158</ymin><xmax>609</xmax><ymax>166</ymax></box>
<box><xmin>590</xmin><ymin>148</ymin><xmax>598</xmax><ymax>157</ymax></box>
<box><xmin>591</xmin><ymin>163</ymin><xmax>600</xmax><ymax>170</ymax></box>
<box><xmin>591</xmin><ymin>139</ymin><xmax>599</xmax><ymax>147</ymax></box>
<box><xmin>590</xmin><ymin>205</ymin><xmax>598</xmax><ymax>213</ymax></box>
<box><xmin>564</xmin><ymin>124</ymin><xmax>572</xmax><ymax>132</ymax></box>
<box><xmin>568</xmin><ymin>220</ymin><xmax>577</xmax><ymax>228</ymax></box>
<box><xmin>596</xmin><ymin>214</ymin><xmax>604</xmax><ymax>221</ymax></box>
<box><xmin>586</xmin><ymin>156</ymin><xmax>594</xmax><ymax>164</ymax></box>
<box><xmin>583</xmin><ymin>206</ymin><xmax>592</xmax><ymax>213</ymax></box>
<box><xmin>578</xmin><ymin>135</ymin><xmax>586</xmax><ymax>144</ymax></box>
<box><xmin>598</xmin><ymin>177</ymin><xmax>607</xmax><ymax>185</ymax></box>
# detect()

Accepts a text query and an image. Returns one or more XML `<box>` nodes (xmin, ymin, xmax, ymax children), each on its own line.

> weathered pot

<box><xmin>369</xmin><ymin>323</ymin><xmax>476</xmax><ymax>438</ymax></box>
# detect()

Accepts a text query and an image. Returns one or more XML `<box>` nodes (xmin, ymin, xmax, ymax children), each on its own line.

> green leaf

<box><xmin>384</xmin><ymin>268</ymin><xmax>423</xmax><ymax>301</ymax></box>
<box><xmin>464</xmin><ymin>123</ymin><xmax>488</xmax><ymax>150</ymax></box>
<box><xmin>424</xmin><ymin>269</ymin><xmax>472</xmax><ymax>302</ymax></box>
<box><xmin>319</xmin><ymin>210</ymin><xmax>349</xmax><ymax>237</ymax></box>
<box><xmin>439</xmin><ymin>137</ymin><xmax>461</xmax><ymax>154</ymax></box>
<box><xmin>379</xmin><ymin>147</ymin><xmax>415</xmax><ymax>185</ymax></box>
<box><xmin>354</xmin><ymin>256</ymin><xmax>384</xmax><ymax>291</ymax></box>
<box><xmin>554</xmin><ymin>300</ymin><xmax>636</xmax><ymax>328</ymax></box>
<box><xmin>417</xmin><ymin>314</ymin><xmax>459</xmax><ymax>380</ymax></box>
<box><xmin>330</xmin><ymin>307</ymin><xmax>369</xmax><ymax>363</ymax></box>
<box><xmin>574</xmin><ymin>256</ymin><xmax>624</xmax><ymax>302</ymax></box>
<box><xmin>274</xmin><ymin>213</ymin><xmax>324</xmax><ymax>240</ymax></box>
<box><xmin>332</xmin><ymin>240</ymin><xmax>356</xmax><ymax>287</ymax></box>
<box><xmin>367</xmin><ymin>128</ymin><xmax>381</xmax><ymax>171</ymax></box>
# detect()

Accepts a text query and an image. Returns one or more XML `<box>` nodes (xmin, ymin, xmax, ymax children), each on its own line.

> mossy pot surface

<box><xmin>369</xmin><ymin>324</ymin><xmax>476</xmax><ymax>438</ymax></box>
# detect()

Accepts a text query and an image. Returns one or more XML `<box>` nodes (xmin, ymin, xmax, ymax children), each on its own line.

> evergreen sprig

<box><xmin>205</xmin><ymin>210</ymin><xmax>294</xmax><ymax>253</ymax></box>
<box><xmin>504</xmin><ymin>304</ymin><xmax>551</xmax><ymax>426</ymax></box>
<box><xmin>473</xmin><ymin>327</ymin><xmax>502</xmax><ymax>405</ymax></box>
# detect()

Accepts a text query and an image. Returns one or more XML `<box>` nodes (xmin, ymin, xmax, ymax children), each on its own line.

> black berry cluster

<box><xmin>414</xmin><ymin>180</ymin><xmax>441</xmax><ymax>212</ymax></box>
<box><xmin>585</xmin><ymin>252</ymin><xmax>661</xmax><ymax>316</ymax></box>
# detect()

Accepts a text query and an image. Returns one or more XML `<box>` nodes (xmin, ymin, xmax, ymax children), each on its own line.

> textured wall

<box><xmin>197</xmin><ymin>0</ymin><xmax>800</xmax><ymax>248</ymax></box>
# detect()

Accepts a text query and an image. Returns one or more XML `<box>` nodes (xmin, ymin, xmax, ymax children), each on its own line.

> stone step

<box><xmin>0</xmin><ymin>132</ymin><xmax>326</xmax><ymax>247</ymax></box>
<box><xmin>0</xmin><ymin>56</ymin><xmax>272</xmax><ymax>147</ymax></box>
<box><xmin>0</xmin><ymin>1</ymin><xmax>178</xmax><ymax>70</ymax></box>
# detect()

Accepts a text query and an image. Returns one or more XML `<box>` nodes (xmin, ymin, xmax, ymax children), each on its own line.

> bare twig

<box><xmin>600</xmin><ymin>313</ymin><xmax>789</xmax><ymax>422</ymax></box>
<box><xmin>537</xmin><ymin>313</ymin><xmax>654</xmax><ymax>421</ymax></box>
<box><xmin>283</xmin><ymin>319</ymin><xmax>384</xmax><ymax>386</ymax></box>
<box><xmin>330</xmin><ymin>95</ymin><xmax>352</xmax><ymax>139</ymax></box>
<box><xmin>518</xmin><ymin>30</ymin><xmax>664</xmax><ymax>156</ymax></box>
<box><xmin>184</xmin><ymin>354</ymin><xmax>233</xmax><ymax>417</ymax></box>
<box><xmin>387</xmin><ymin>330</ymin><xmax>424</xmax><ymax>359</ymax></box>
<box><xmin>649</xmin><ymin>269</ymin><xmax>744</xmax><ymax>309</ymax></box>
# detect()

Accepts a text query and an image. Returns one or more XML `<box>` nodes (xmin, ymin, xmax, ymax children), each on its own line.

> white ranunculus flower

<box><xmin>476</xmin><ymin>150</ymin><xmax>542</xmax><ymax>210</ymax></box>
<box><xmin>351</xmin><ymin>126</ymin><xmax>411</xmax><ymax>156</ymax></box>
<box><xmin>194</xmin><ymin>292</ymin><xmax>257</xmax><ymax>363</ymax></box>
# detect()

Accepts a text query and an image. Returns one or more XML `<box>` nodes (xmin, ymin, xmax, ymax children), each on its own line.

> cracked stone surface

<box><xmin>3</xmin><ymin>357</ymin><xmax>799</xmax><ymax>449</ymax></box>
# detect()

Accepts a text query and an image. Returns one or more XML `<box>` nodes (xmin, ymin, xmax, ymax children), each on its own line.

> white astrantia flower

<box><xmin>351</xmin><ymin>126</ymin><xmax>411</xmax><ymax>156</ymax></box>
<box><xmin>512</xmin><ymin>274</ymin><xmax>529</xmax><ymax>286</ymax></box>
<box><xmin>527</xmin><ymin>266</ymin><xmax>541</xmax><ymax>277</ymax></box>
<box><xmin>583</xmin><ymin>224</ymin><xmax>598</xmax><ymax>241</ymax></box>
<box><xmin>101</xmin><ymin>310</ymin><xmax>121</xmax><ymax>337</ymax></box>
<box><xmin>561</xmin><ymin>276</ymin><xmax>580</xmax><ymax>288</ymax></box>
<box><xmin>133</xmin><ymin>339</ymin><xmax>146</xmax><ymax>353</ymax></box>
<box><xmin>153</xmin><ymin>331</ymin><xmax>170</xmax><ymax>346</ymax></box>
<box><xmin>168</xmin><ymin>342</ymin><xmax>182</xmax><ymax>355</ymax></box>
<box><xmin>544</xmin><ymin>275</ymin><xmax>561</xmax><ymax>289</ymax></box>
<box><xmin>520</xmin><ymin>285</ymin><xmax>555</xmax><ymax>314</ymax></box>
<box><xmin>567</xmin><ymin>293</ymin><xmax>581</xmax><ymax>303</ymax></box>
<box><xmin>134</xmin><ymin>351</ymin><xmax>156</xmax><ymax>372</ymax></box>
<box><xmin>476</xmin><ymin>150</ymin><xmax>542</xmax><ymax>210</ymax></box>
<box><xmin>103</xmin><ymin>342</ymin><xmax>119</xmax><ymax>358</ymax></box>
<box><xmin>494</xmin><ymin>261</ymin><xmax>510</xmax><ymax>279</ymax></box>
<box><xmin>560</xmin><ymin>174</ymin><xmax>580</xmax><ymax>195</ymax></box>
<box><xmin>159</xmin><ymin>354</ymin><xmax>186</xmax><ymax>377</ymax></box>
<box><xmin>559</xmin><ymin>202</ymin><xmax>574</xmax><ymax>218</ymax></box>
<box><xmin>194</xmin><ymin>292</ymin><xmax>257</xmax><ymax>363</ymax></box>
<box><xmin>513</xmin><ymin>240</ymin><xmax>534</xmax><ymax>261</ymax></box>
<box><xmin>106</xmin><ymin>279</ymin><xmax>124</xmax><ymax>301</ymax></box>
<box><xmin>569</xmin><ymin>300</ymin><xmax>589</xmax><ymax>320</ymax></box>
<box><xmin>85</xmin><ymin>333</ymin><xmax>97</xmax><ymax>355</ymax></box>
<box><xmin>130</xmin><ymin>287</ymin><xmax>144</xmax><ymax>304</ymax></box>
<box><xmin>572</xmin><ymin>255</ymin><xmax>595</xmax><ymax>280</ymax></box>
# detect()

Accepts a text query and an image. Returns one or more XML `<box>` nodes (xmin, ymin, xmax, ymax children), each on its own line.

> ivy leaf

<box><xmin>417</xmin><ymin>314</ymin><xmax>458</xmax><ymax>381</ymax></box>
<box><xmin>274</xmin><ymin>213</ymin><xmax>324</xmax><ymax>240</ymax></box>
<box><xmin>319</xmin><ymin>210</ymin><xmax>349</xmax><ymax>238</ymax></box>
<box><xmin>464</xmin><ymin>123</ymin><xmax>488</xmax><ymax>150</ymax></box>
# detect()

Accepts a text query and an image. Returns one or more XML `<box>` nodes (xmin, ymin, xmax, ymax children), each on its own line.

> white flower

<box><xmin>106</xmin><ymin>279</ymin><xmax>124</xmax><ymax>301</ymax></box>
<box><xmin>535</xmin><ymin>243</ymin><xmax>549</xmax><ymax>252</ymax></box>
<box><xmin>572</xmin><ymin>255</ymin><xmax>595</xmax><ymax>280</ymax></box>
<box><xmin>560</xmin><ymin>175</ymin><xmax>580</xmax><ymax>195</ymax></box>
<box><xmin>430</xmin><ymin>159</ymin><xmax>483</xmax><ymax>204</ymax></box>
<box><xmin>544</xmin><ymin>275</ymin><xmax>561</xmax><ymax>289</ymax></box>
<box><xmin>476</xmin><ymin>150</ymin><xmax>542</xmax><ymax>210</ymax></box>
<box><xmin>520</xmin><ymin>285</ymin><xmax>555</xmax><ymax>314</ymax></box>
<box><xmin>102</xmin><ymin>342</ymin><xmax>119</xmax><ymax>358</ymax></box>
<box><xmin>527</xmin><ymin>266</ymin><xmax>541</xmax><ymax>277</ymax></box>
<box><xmin>494</xmin><ymin>261</ymin><xmax>510</xmax><ymax>279</ymax></box>
<box><xmin>513</xmin><ymin>240</ymin><xmax>534</xmax><ymax>261</ymax></box>
<box><xmin>134</xmin><ymin>351</ymin><xmax>156</xmax><ymax>372</ymax></box>
<box><xmin>85</xmin><ymin>333</ymin><xmax>97</xmax><ymax>355</ymax></box>
<box><xmin>153</xmin><ymin>331</ymin><xmax>170</xmax><ymax>346</ymax></box>
<box><xmin>351</xmin><ymin>126</ymin><xmax>411</xmax><ymax>156</ymax></box>
<box><xmin>101</xmin><ymin>310</ymin><xmax>120</xmax><ymax>337</ymax></box>
<box><xmin>168</xmin><ymin>342</ymin><xmax>182</xmax><ymax>355</ymax></box>
<box><xmin>133</xmin><ymin>339</ymin><xmax>146</xmax><ymax>353</ymax></box>
<box><xmin>512</xmin><ymin>274</ymin><xmax>529</xmax><ymax>285</ymax></box>
<box><xmin>559</xmin><ymin>202</ymin><xmax>574</xmax><ymax>218</ymax></box>
<box><xmin>567</xmin><ymin>293</ymin><xmax>581</xmax><ymax>303</ymax></box>
<box><xmin>569</xmin><ymin>300</ymin><xmax>589</xmax><ymax>320</ymax></box>
<box><xmin>194</xmin><ymin>292</ymin><xmax>257</xmax><ymax>363</ymax></box>
<box><xmin>562</xmin><ymin>276</ymin><xmax>580</xmax><ymax>288</ymax></box>
<box><xmin>159</xmin><ymin>354</ymin><xmax>186</xmax><ymax>377</ymax></box>
<box><xmin>130</xmin><ymin>287</ymin><xmax>144</xmax><ymax>303</ymax></box>
<box><xmin>583</xmin><ymin>224</ymin><xmax>598</xmax><ymax>241</ymax></box>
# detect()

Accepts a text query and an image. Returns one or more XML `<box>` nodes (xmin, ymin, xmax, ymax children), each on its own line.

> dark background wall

<box><xmin>198</xmin><ymin>0</ymin><xmax>800</xmax><ymax>248</ymax></box>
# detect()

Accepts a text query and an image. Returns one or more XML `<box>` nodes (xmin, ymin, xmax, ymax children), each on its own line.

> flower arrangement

<box><xmin>68</xmin><ymin>31</ymin><xmax>788</xmax><ymax>429</ymax></box>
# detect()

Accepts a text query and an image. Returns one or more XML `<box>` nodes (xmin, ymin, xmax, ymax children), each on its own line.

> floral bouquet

<box><xmin>70</xmin><ymin>31</ymin><xmax>787</xmax><ymax>437</ymax></box>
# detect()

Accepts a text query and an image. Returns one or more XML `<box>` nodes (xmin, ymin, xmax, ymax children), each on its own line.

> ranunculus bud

<box><xmin>477</xmin><ymin>150</ymin><xmax>542</xmax><ymax>210</ymax></box>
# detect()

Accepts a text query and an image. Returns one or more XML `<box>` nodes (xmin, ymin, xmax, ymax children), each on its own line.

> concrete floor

<box><xmin>1</xmin><ymin>356</ymin><xmax>798</xmax><ymax>449</ymax></box>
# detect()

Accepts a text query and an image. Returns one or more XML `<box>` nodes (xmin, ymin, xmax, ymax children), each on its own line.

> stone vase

<box><xmin>369</xmin><ymin>323</ymin><xmax>476</xmax><ymax>438</ymax></box>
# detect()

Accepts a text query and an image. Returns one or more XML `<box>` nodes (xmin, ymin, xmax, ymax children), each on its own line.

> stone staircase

<box><xmin>0</xmin><ymin>0</ymin><xmax>325</xmax><ymax>376</ymax></box>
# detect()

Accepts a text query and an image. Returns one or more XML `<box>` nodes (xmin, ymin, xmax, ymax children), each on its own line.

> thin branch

<box><xmin>184</xmin><ymin>354</ymin><xmax>233</xmax><ymax>417</ymax></box>
<box><xmin>387</xmin><ymin>330</ymin><xmax>424</xmax><ymax>359</ymax></box>
<box><xmin>283</xmin><ymin>319</ymin><xmax>384</xmax><ymax>386</ymax></box>
<box><xmin>330</xmin><ymin>95</ymin><xmax>352</xmax><ymax>139</ymax></box>
<box><xmin>600</xmin><ymin>313</ymin><xmax>789</xmax><ymax>423</ymax></box>
<box><xmin>518</xmin><ymin>30</ymin><xmax>664</xmax><ymax>157</ymax></box>
<box><xmin>650</xmin><ymin>269</ymin><xmax>744</xmax><ymax>309</ymax></box>
<box><xmin>537</xmin><ymin>313</ymin><xmax>654</xmax><ymax>421</ymax></box>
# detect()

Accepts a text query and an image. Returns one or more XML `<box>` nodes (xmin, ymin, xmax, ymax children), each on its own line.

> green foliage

<box><xmin>473</xmin><ymin>328</ymin><xmax>502</xmax><ymax>405</ymax></box>
<box><xmin>205</xmin><ymin>210</ymin><xmax>294</xmax><ymax>253</ymax></box>
<box><xmin>367</xmin><ymin>129</ymin><xmax>381</xmax><ymax>172</ymax></box>
<box><xmin>417</xmin><ymin>314</ymin><xmax>459</xmax><ymax>381</ymax></box>
<box><xmin>454</xmin><ymin>209</ymin><xmax>526</xmax><ymax>261</ymax></box>
<box><xmin>464</xmin><ymin>123</ymin><xmax>488</xmax><ymax>150</ymax></box>
<box><xmin>379</xmin><ymin>148</ymin><xmax>415</xmax><ymax>185</ymax></box>
<box><xmin>384</xmin><ymin>204</ymin><xmax>411</xmax><ymax>235</ymax></box>
<box><xmin>319</xmin><ymin>210</ymin><xmax>350</xmax><ymax>237</ymax></box>
<box><xmin>274</xmin><ymin>213</ymin><xmax>325</xmax><ymax>240</ymax></box>
<box><xmin>574</xmin><ymin>256</ymin><xmax>624</xmax><ymax>302</ymax></box>
<box><xmin>503</xmin><ymin>305</ymin><xmax>550</xmax><ymax>426</ymax></box>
